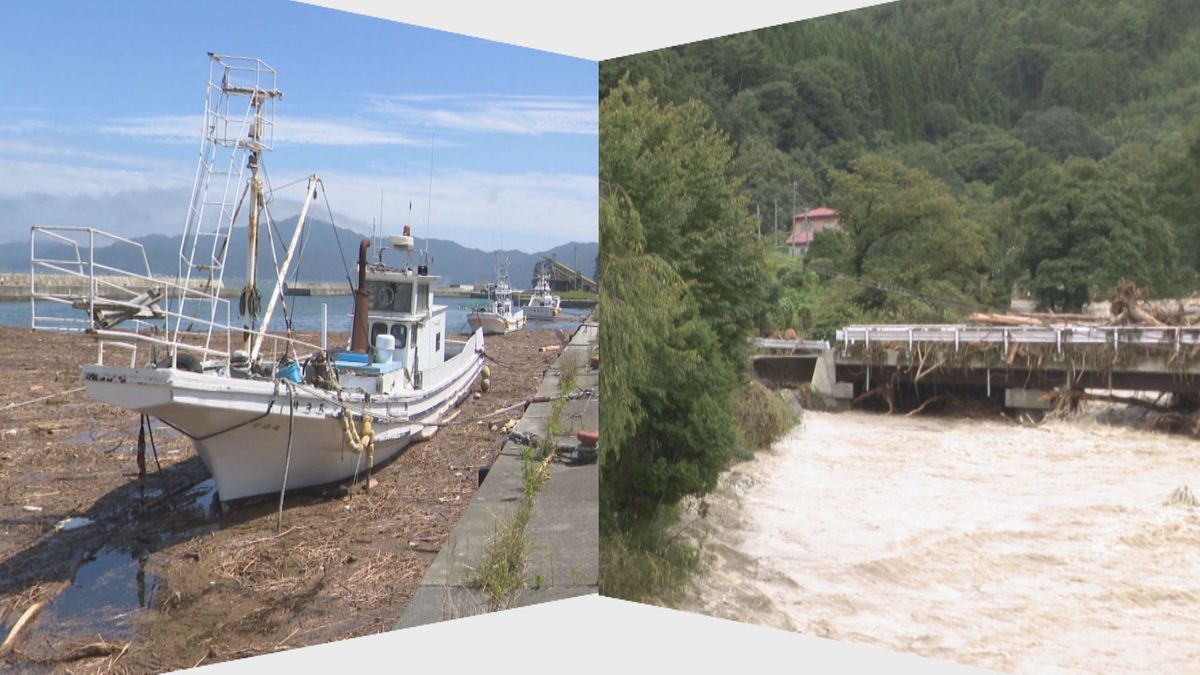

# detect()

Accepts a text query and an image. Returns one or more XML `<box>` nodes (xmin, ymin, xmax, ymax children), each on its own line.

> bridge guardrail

<box><xmin>752</xmin><ymin>338</ymin><xmax>831</xmax><ymax>352</ymax></box>
<box><xmin>837</xmin><ymin>324</ymin><xmax>1200</xmax><ymax>357</ymax></box>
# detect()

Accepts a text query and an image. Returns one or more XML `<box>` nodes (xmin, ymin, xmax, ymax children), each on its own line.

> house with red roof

<box><xmin>786</xmin><ymin>207</ymin><xmax>840</xmax><ymax>256</ymax></box>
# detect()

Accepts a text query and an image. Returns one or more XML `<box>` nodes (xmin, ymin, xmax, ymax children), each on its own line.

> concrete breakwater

<box><xmin>2</xmin><ymin>273</ymin><xmax>244</xmax><ymax>300</ymax></box>
<box><xmin>1</xmin><ymin>273</ymin><xmax>355</xmax><ymax>300</ymax></box>
<box><xmin>2</xmin><ymin>274</ymin><xmax>597</xmax><ymax>308</ymax></box>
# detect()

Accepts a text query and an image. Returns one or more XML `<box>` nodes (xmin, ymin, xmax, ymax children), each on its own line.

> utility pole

<box><xmin>756</xmin><ymin>203</ymin><xmax>761</xmax><ymax>240</ymax></box>
<box><xmin>773</xmin><ymin>198</ymin><xmax>778</xmax><ymax>243</ymax></box>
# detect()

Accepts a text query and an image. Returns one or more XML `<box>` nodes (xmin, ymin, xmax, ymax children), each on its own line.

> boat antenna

<box><xmin>424</xmin><ymin>133</ymin><xmax>435</xmax><ymax>265</ymax></box>
<box><xmin>377</xmin><ymin>189</ymin><xmax>385</xmax><ymax>263</ymax></box>
<box><xmin>407</xmin><ymin>199</ymin><xmax>414</xmax><ymax>270</ymax></box>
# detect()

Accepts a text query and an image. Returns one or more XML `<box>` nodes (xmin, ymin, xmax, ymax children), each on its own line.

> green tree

<box><xmin>829</xmin><ymin>154</ymin><xmax>986</xmax><ymax>301</ymax></box>
<box><xmin>1152</xmin><ymin>121</ymin><xmax>1200</xmax><ymax>271</ymax></box>
<box><xmin>1014</xmin><ymin>106</ymin><xmax>1113</xmax><ymax>161</ymax></box>
<box><xmin>600</xmin><ymin>77</ymin><xmax>770</xmax><ymax>355</ymax></box>
<box><xmin>1017</xmin><ymin>157</ymin><xmax>1178</xmax><ymax>310</ymax></box>
<box><xmin>599</xmin><ymin>77</ymin><xmax>770</xmax><ymax>526</ymax></box>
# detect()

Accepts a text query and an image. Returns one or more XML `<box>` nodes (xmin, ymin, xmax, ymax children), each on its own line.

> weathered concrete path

<box><xmin>397</xmin><ymin>321</ymin><xmax>598</xmax><ymax>628</ymax></box>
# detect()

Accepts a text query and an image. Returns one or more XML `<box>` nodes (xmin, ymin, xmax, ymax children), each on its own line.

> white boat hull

<box><xmin>524</xmin><ymin>304</ymin><xmax>561</xmax><ymax>321</ymax></box>
<box><xmin>468</xmin><ymin>310</ymin><xmax>525</xmax><ymax>335</ymax></box>
<box><xmin>82</xmin><ymin>334</ymin><xmax>485</xmax><ymax>501</ymax></box>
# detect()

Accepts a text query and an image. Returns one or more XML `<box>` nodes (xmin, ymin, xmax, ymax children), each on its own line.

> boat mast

<box><xmin>242</xmin><ymin>86</ymin><xmax>272</xmax><ymax>347</ymax></box>
<box><xmin>174</xmin><ymin>54</ymin><xmax>281</xmax><ymax>359</ymax></box>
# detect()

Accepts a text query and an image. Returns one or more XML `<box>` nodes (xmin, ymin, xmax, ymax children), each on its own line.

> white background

<box><xmin>301</xmin><ymin>0</ymin><xmax>890</xmax><ymax>60</ymax></box>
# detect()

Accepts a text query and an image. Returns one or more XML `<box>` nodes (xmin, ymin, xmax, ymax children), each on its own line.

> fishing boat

<box><xmin>524</xmin><ymin>272</ymin><xmax>561</xmax><ymax>320</ymax></box>
<box><xmin>467</xmin><ymin>257</ymin><xmax>526</xmax><ymax>335</ymax></box>
<box><xmin>29</xmin><ymin>55</ymin><xmax>485</xmax><ymax>501</ymax></box>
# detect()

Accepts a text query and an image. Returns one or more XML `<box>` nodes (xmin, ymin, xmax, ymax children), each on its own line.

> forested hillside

<box><xmin>602</xmin><ymin>0</ymin><xmax>1200</xmax><ymax>318</ymax></box>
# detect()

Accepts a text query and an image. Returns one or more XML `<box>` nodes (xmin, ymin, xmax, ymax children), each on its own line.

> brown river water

<box><xmin>680</xmin><ymin>410</ymin><xmax>1200</xmax><ymax>673</ymax></box>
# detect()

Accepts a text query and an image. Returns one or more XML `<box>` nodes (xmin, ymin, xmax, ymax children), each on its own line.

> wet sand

<box><xmin>0</xmin><ymin>326</ymin><xmax>563</xmax><ymax>672</ymax></box>
<box><xmin>679</xmin><ymin>409</ymin><xmax>1200</xmax><ymax>673</ymax></box>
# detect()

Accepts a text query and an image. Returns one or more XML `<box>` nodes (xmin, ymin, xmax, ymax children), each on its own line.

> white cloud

<box><xmin>370</xmin><ymin>94</ymin><xmax>597</xmax><ymax>135</ymax></box>
<box><xmin>0</xmin><ymin>156</ymin><xmax>596</xmax><ymax>252</ymax></box>
<box><xmin>0</xmin><ymin>139</ymin><xmax>166</xmax><ymax>168</ymax></box>
<box><xmin>0</xmin><ymin>157</ymin><xmax>193</xmax><ymax>198</ymax></box>
<box><xmin>288</xmin><ymin>166</ymin><xmax>597</xmax><ymax>252</ymax></box>
<box><xmin>99</xmin><ymin>114</ymin><xmax>420</xmax><ymax>146</ymax></box>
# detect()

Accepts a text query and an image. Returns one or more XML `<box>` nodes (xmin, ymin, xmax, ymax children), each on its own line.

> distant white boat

<box><xmin>468</xmin><ymin>255</ymin><xmax>526</xmax><ymax>335</ymax></box>
<box><xmin>524</xmin><ymin>272</ymin><xmax>561</xmax><ymax>321</ymax></box>
<box><xmin>30</xmin><ymin>55</ymin><xmax>485</xmax><ymax>502</ymax></box>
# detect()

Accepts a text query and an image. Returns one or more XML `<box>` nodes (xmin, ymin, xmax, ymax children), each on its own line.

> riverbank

<box><xmin>0</xmin><ymin>326</ymin><xmax>561</xmax><ymax>672</ymax></box>
<box><xmin>676</xmin><ymin>407</ymin><xmax>1200</xmax><ymax>673</ymax></box>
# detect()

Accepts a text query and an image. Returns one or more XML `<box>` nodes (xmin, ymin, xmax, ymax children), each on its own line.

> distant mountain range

<box><xmin>9</xmin><ymin>219</ymin><xmax>597</xmax><ymax>290</ymax></box>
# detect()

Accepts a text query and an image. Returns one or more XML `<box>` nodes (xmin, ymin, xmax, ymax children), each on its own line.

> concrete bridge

<box><xmin>751</xmin><ymin>325</ymin><xmax>1200</xmax><ymax>411</ymax></box>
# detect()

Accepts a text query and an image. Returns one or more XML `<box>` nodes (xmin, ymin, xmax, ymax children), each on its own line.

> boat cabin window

<box><xmin>393</xmin><ymin>282</ymin><xmax>413</xmax><ymax>313</ymax></box>
<box><xmin>435</xmin><ymin>332</ymin><xmax>441</xmax><ymax>352</ymax></box>
<box><xmin>368</xmin><ymin>281</ymin><xmax>413</xmax><ymax>313</ymax></box>
<box><xmin>390</xmin><ymin>323</ymin><xmax>408</xmax><ymax>346</ymax></box>
<box><xmin>410</xmin><ymin>325</ymin><xmax>417</xmax><ymax>347</ymax></box>
<box><xmin>416</xmin><ymin>282</ymin><xmax>430</xmax><ymax>312</ymax></box>
<box><xmin>370</xmin><ymin>321</ymin><xmax>387</xmax><ymax>345</ymax></box>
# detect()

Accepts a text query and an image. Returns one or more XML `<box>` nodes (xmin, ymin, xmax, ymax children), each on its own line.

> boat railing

<box><xmin>31</xmin><ymin>225</ymin><xmax>327</xmax><ymax>369</ymax></box>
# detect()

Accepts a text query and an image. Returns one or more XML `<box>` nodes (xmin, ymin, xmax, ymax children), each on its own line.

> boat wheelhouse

<box><xmin>524</xmin><ymin>272</ymin><xmax>562</xmax><ymax>320</ymax></box>
<box><xmin>467</xmin><ymin>256</ymin><xmax>526</xmax><ymax>335</ymax></box>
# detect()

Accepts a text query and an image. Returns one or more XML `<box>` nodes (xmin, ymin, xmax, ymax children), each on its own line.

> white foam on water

<box><xmin>679</xmin><ymin>410</ymin><xmax>1200</xmax><ymax>673</ymax></box>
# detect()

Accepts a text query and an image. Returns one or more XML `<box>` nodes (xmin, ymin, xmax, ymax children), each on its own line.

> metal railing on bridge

<box><xmin>837</xmin><ymin>324</ymin><xmax>1200</xmax><ymax>357</ymax></box>
<box><xmin>752</xmin><ymin>337</ymin><xmax>831</xmax><ymax>352</ymax></box>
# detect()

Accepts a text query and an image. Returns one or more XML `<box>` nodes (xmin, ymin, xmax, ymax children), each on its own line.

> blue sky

<box><xmin>0</xmin><ymin>0</ymin><xmax>597</xmax><ymax>252</ymax></box>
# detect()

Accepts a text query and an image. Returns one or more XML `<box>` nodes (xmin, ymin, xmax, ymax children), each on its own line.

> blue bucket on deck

<box><xmin>277</xmin><ymin>361</ymin><xmax>302</xmax><ymax>383</ymax></box>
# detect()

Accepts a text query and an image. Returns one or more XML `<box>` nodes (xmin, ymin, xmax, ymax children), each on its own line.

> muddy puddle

<box><xmin>35</xmin><ymin>548</ymin><xmax>159</xmax><ymax>641</ymax></box>
<box><xmin>681</xmin><ymin>408</ymin><xmax>1200</xmax><ymax>673</ymax></box>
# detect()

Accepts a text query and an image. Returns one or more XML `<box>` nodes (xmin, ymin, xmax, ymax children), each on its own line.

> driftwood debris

<box><xmin>1109</xmin><ymin>279</ymin><xmax>1165</xmax><ymax>326</ymax></box>
<box><xmin>969</xmin><ymin>312</ymin><xmax>1046</xmax><ymax>327</ymax></box>
<box><xmin>969</xmin><ymin>280</ymin><xmax>1200</xmax><ymax>328</ymax></box>
<box><xmin>16</xmin><ymin>641</ymin><xmax>131</xmax><ymax>665</ymax></box>
<box><xmin>0</xmin><ymin>601</ymin><xmax>47</xmax><ymax>656</ymax></box>
<box><xmin>0</xmin><ymin>580</ymin><xmax>72</xmax><ymax>657</ymax></box>
<box><xmin>905</xmin><ymin>393</ymin><xmax>953</xmax><ymax>417</ymax></box>
<box><xmin>852</xmin><ymin>383</ymin><xmax>894</xmax><ymax>414</ymax></box>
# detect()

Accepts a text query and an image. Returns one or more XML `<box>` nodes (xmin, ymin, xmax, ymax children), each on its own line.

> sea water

<box><xmin>0</xmin><ymin>295</ymin><xmax>590</xmax><ymax>336</ymax></box>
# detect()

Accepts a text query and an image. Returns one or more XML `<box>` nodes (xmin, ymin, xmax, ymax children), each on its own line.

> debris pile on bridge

<box><xmin>1107</xmin><ymin>279</ymin><xmax>1200</xmax><ymax>326</ymax></box>
<box><xmin>968</xmin><ymin>280</ymin><xmax>1200</xmax><ymax>328</ymax></box>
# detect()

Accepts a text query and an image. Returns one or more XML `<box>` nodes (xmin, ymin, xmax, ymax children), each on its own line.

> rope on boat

<box><xmin>318</xmin><ymin>180</ymin><xmax>356</xmax><ymax>295</ymax></box>
<box><xmin>138</xmin><ymin>414</ymin><xmax>184</xmax><ymax>515</ymax></box>
<box><xmin>156</xmin><ymin>383</ymin><xmax>280</xmax><ymax>442</ymax></box>
<box><xmin>136</xmin><ymin>414</ymin><xmax>148</xmax><ymax>480</ymax></box>
<box><xmin>0</xmin><ymin>387</ymin><xmax>86</xmax><ymax>412</ymax></box>
<box><xmin>277</xmin><ymin>382</ymin><xmax>296</xmax><ymax>532</ymax></box>
<box><xmin>338</xmin><ymin>405</ymin><xmax>375</xmax><ymax>493</ymax></box>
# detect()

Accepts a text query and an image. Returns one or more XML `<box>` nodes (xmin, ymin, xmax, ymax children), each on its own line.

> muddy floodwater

<box><xmin>681</xmin><ymin>410</ymin><xmax>1200</xmax><ymax>673</ymax></box>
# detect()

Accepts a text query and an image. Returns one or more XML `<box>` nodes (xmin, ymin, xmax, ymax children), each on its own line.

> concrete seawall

<box><xmin>397</xmin><ymin>318</ymin><xmax>599</xmax><ymax>627</ymax></box>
